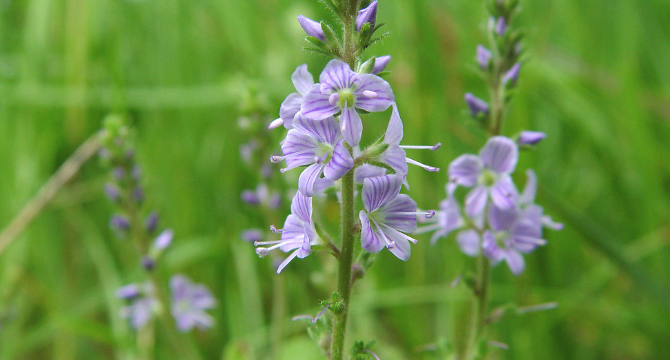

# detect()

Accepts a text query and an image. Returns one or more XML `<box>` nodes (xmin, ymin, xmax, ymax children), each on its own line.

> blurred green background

<box><xmin>1</xmin><ymin>0</ymin><xmax>670</xmax><ymax>359</ymax></box>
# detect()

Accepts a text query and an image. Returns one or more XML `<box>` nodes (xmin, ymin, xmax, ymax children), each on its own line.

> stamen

<box><xmin>270</xmin><ymin>225</ymin><xmax>282</xmax><ymax>233</ymax></box>
<box><xmin>362</xmin><ymin>90</ymin><xmax>378</xmax><ymax>99</ymax></box>
<box><xmin>380</xmin><ymin>223</ymin><xmax>418</xmax><ymax>244</ymax></box>
<box><xmin>362</xmin><ymin>350</ymin><xmax>381</xmax><ymax>360</ymax></box>
<box><xmin>488</xmin><ymin>341</ymin><xmax>509</xmax><ymax>350</ymax></box>
<box><xmin>450</xmin><ymin>274</ymin><xmax>463</xmax><ymax>288</ymax></box>
<box><xmin>413</xmin><ymin>223</ymin><xmax>442</xmax><ymax>235</ymax></box>
<box><xmin>329</xmin><ymin>93</ymin><xmax>340</xmax><ymax>105</ymax></box>
<box><xmin>253</xmin><ymin>240</ymin><xmax>283</xmax><ymax>246</ymax></box>
<box><xmin>400</xmin><ymin>142</ymin><xmax>441</xmax><ymax>151</ymax></box>
<box><xmin>406</xmin><ymin>158</ymin><xmax>440</xmax><ymax>172</ymax></box>
<box><xmin>393</xmin><ymin>210</ymin><xmax>435</xmax><ymax>218</ymax></box>
<box><xmin>425</xmin><ymin>210</ymin><xmax>436</xmax><ymax>218</ymax></box>
<box><xmin>291</xmin><ymin>315</ymin><xmax>313</xmax><ymax>322</ymax></box>
<box><xmin>371</xmin><ymin>219</ymin><xmax>394</xmax><ymax>247</ymax></box>
<box><xmin>255</xmin><ymin>247</ymin><xmax>270</xmax><ymax>257</ymax></box>
<box><xmin>268</xmin><ymin>118</ymin><xmax>284</xmax><ymax>129</ymax></box>
<box><xmin>312</xmin><ymin>303</ymin><xmax>331</xmax><ymax>323</ymax></box>
<box><xmin>270</xmin><ymin>155</ymin><xmax>284</xmax><ymax>163</ymax></box>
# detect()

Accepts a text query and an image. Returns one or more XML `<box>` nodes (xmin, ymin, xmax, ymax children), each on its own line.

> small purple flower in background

<box><xmin>465</xmin><ymin>93</ymin><xmax>489</xmax><ymax>118</ymax></box>
<box><xmin>495</xmin><ymin>17</ymin><xmax>507</xmax><ymax>36</ymax></box>
<box><xmin>503</xmin><ymin>63</ymin><xmax>521</xmax><ymax>85</ymax></box>
<box><xmin>356</xmin><ymin>1</ymin><xmax>378</xmax><ymax>31</ymax></box>
<box><xmin>276</xmin><ymin>114</ymin><xmax>354</xmax><ymax>197</ymax></box>
<box><xmin>297</xmin><ymin>15</ymin><xmax>325</xmax><ymax>40</ymax></box>
<box><xmin>359</xmin><ymin>175</ymin><xmax>433</xmax><ymax>260</ymax></box>
<box><xmin>271</xmin><ymin>64</ymin><xmax>316</xmax><ymax>130</ymax></box>
<box><xmin>153</xmin><ymin>229</ymin><xmax>173</xmax><ymax>250</ymax></box>
<box><xmin>415</xmin><ymin>194</ymin><xmax>464</xmax><ymax>245</ymax></box>
<box><xmin>118</xmin><ymin>282</ymin><xmax>158</xmax><ymax>329</ymax></box>
<box><xmin>476</xmin><ymin>45</ymin><xmax>492</xmax><ymax>70</ymax></box>
<box><xmin>517</xmin><ymin>130</ymin><xmax>546</xmax><ymax>146</ymax></box>
<box><xmin>104</xmin><ymin>183</ymin><xmax>120</xmax><ymax>202</ymax></box>
<box><xmin>241</xmin><ymin>228</ymin><xmax>264</xmax><ymax>243</ymax></box>
<box><xmin>301</xmin><ymin>59</ymin><xmax>394</xmax><ymax>146</ymax></box>
<box><xmin>254</xmin><ymin>192</ymin><xmax>319</xmax><ymax>273</ymax></box>
<box><xmin>110</xmin><ymin>215</ymin><xmax>130</xmax><ymax>234</ymax></box>
<box><xmin>448</xmin><ymin>136</ymin><xmax>519</xmax><ymax>217</ymax></box>
<box><xmin>170</xmin><ymin>275</ymin><xmax>216</xmax><ymax>332</ymax></box>
<box><xmin>145</xmin><ymin>212</ymin><xmax>159</xmax><ymax>233</ymax></box>
<box><xmin>518</xmin><ymin>170</ymin><xmax>564</xmax><ymax>231</ymax></box>
<box><xmin>241</xmin><ymin>183</ymin><xmax>282</xmax><ymax>208</ymax></box>
<box><xmin>372</xmin><ymin>55</ymin><xmax>391</xmax><ymax>74</ymax></box>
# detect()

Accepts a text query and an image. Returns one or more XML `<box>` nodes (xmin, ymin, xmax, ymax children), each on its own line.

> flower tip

<box><xmin>268</xmin><ymin>118</ymin><xmax>284</xmax><ymax>129</ymax></box>
<box><xmin>297</xmin><ymin>15</ymin><xmax>325</xmax><ymax>41</ymax></box>
<box><xmin>270</xmin><ymin>155</ymin><xmax>284</xmax><ymax>163</ymax></box>
<box><xmin>427</xmin><ymin>166</ymin><xmax>440</xmax><ymax>172</ymax></box>
<box><xmin>430</xmin><ymin>142</ymin><xmax>442</xmax><ymax>151</ymax></box>
<box><xmin>425</xmin><ymin>210</ymin><xmax>436</xmax><ymax>219</ymax></box>
<box><xmin>328</xmin><ymin>92</ymin><xmax>340</xmax><ymax>105</ymax></box>
<box><xmin>255</xmin><ymin>247</ymin><xmax>269</xmax><ymax>257</ymax></box>
<box><xmin>270</xmin><ymin>225</ymin><xmax>282</xmax><ymax>233</ymax></box>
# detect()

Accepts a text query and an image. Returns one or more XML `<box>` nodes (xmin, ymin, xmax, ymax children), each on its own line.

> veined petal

<box><xmin>377</xmin><ymin>145</ymin><xmax>408</xmax><ymax>178</ymax></box>
<box><xmin>465</xmin><ymin>185</ymin><xmax>488</xmax><ymax>218</ymax></box>
<box><xmin>281</xmin><ymin>129</ymin><xmax>318</xmax><ymax>170</ymax></box>
<box><xmin>296</xmin><ymin>222</ymin><xmax>314</xmax><ymax>258</ymax></box>
<box><xmin>503</xmin><ymin>249</ymin><xmax>525</xmax><ymax>275</ymax></box>
<box><xmin>480</xmin><ymin>136</ymin><xmax>518</xmax><ymax>174</ymax></box>
<box><xmin>354</xmin><ymin>73</ymin><xmax>394</xmax><ymax>112</ymax></box>
<box><xmin>482</xmin><ymin>231</ymin><xmax>504</xmax><ymax>262</ymax></box>
<box><xmin>281</xmin><ymin>215</ymin><xmax>306</xmax><ymax>251</ymax></box>
<box><xmin>362</xmin><ymin>175</ymin><xmax>403</xmax><ymax>213</ymax></box>
<box><xmin>292</xmin><ymin>114</ymin><xmax>340</xmax><ymax>145</ymax></box>
<box><xmin>380</xmin><ymin>194</ymin><xmax>417</xmax><ymax>233</ymax></box>
<box><xmin>355</xmin><ymin>164</ymin><xmax>386</xmax><ymax>183</ymax></box>
<box><xmin>457</xmin><ymin>229</ymin><xmax>480</xmax><ymax>257</ymax></box>
<box><xmin>298</xmin><ymin>164</ymin><xmax>325</xmax><ymax>197</ymax></box>
<box><xmin>292</xmin><ymin>64</ymin><xmax>314</xmax><ymax>96</ymax></box>
<box><xmin>384</xmin><ymin>103</ymin><xmax>403</xmax><ymax>145</ymax></box>
<box><xmin>324</xmin><ymin>140</ymin><xmax>354</xmax><ymax>180</ymax></box>
<box><xmin>290</xmin><ymin>191</ymin><xmax>312</xmax><ymax>223</ymax></box>
<box><xmin>340</xmin><ymin>104</ymin><xmax>363</xmax><ymax>146</ymax></box>
<box><xmin>383</xmin><ymin>226</ymin><xmax>412</xmax><ymax>261</ymax></box>
<box><xmin>302</xmin><ymin>84</ymin><xmax>339</xmax><ymax>120</ymax></box>
<box><xmin>449</xmin><ymin>154</ymin><xmax>482</xmax><ymax>187</ymax></box>
<box><xmin>511</xmin><ymin>234</ymin><xmax>547</xmax><ymax>253</ymax></box>
<box><xmin>434</xmin><ymin>197</ymin><xmax>462</xmax><ymax>242</ymax></box>
<box><xmin>360</xmin><ymin>211</ymin><xmax>385</xmax><ymax>253</ymax></box>
<box><xmin>519</xmin><ymin>169</ymin><xmax>537</xmax><ymax>205</ymax></box>
<box><xmin>279</xmin><ymin>93</ymin><xmax>302</xmax><ymax>128</ymax></box>
<box><xmin>319</xmin><ymin>59</ymin><xmax>357</xmax><ymax>91</ymax></box>
<box><xmin>490</xmin><ymin>175</ymin><xmax>518</xmax><ymax>210</ymax></box>
<box><xmin>488</xmin><ymin>203</ymin><xmax>518</xmax><ymax>232</ymax></box>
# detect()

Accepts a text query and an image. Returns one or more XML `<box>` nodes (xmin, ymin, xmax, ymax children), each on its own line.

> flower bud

<box><xmin>104</xmin><ymin>183</ymin><xmax>120</xmax><ymax>202</ymax></box>
<box><xmin>142</xmin><ymin>256</ymin><xmax>155</xmax><ymax>271</ymax></box>
<box><xmin>241</xmin><ymin>229</ymin><xmax>264</xmax><ymax>243</ymax></box>
<box><xmin>153</xmin><ymin>229</ymin><xmax>173</xmax><ymax>250</ymax></box>
<box><xmin>503</xmin><ymin>63</ymin><xmax>521</xmax><ymax>86</ymax></box>
<box><xmin>241</xmin><ymin>190</ymin><xmax>259</xmax><ymax>205</ymax></box>
<box><xmin>372</xmin><ymin>55</ymin><xmax>391</xmax><ymax>74</ymax></box>
<box><xmin>113</xmin><ymin>167</ymin><xmax>126</xmax><ymax>180</ymax></box>
<box><xmin>464</xmin><ymin>93</ymin><xmax>489</xmax><ymax>118</ymax></box>
<box><xmin>110</xmin><ymin>215</ymin><xmax>130</xmax><ymax>232</ymax></box>
<box><xmin>495</xmin><ymin>17</ymin><xmax>507</xmax><ymax>36</ymax></box>
<box><xmin>476</xmin><ymin>45</ymin><xmax>492</xmax><ymax>70</ymax></box>
<box><xmin>356</xmin><ymin>1</ymin><xmax>378</xmax><ymax>31</ymax></box>
<box><xmin>145</xmin><ymin>212</ymin><xmax>159</xmax><ymax>233</ymax></box>
<box><xmin>517</xmin><ymin>131</ymin><xmax>546</xmax><ymax>146</ymax></box>
<box><xmin>297</xmin><ymin>15</ymin><xmax>325</xmax><ymax>40</ymax></box>
<box><xmin>116</xmin><ymin>284</ymin><xmax>141</xmax><ymax>299</ymax></box>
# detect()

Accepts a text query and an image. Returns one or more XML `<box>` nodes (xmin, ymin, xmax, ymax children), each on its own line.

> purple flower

<box><xmin>503</xmin><ymin>63</ymin><xmax>521</xmax><ymax>85</ymax></box>
<box><xmin>372</xmin><ymin>55</ymin><xmax>391</xmax><ymax>74</ymax></box>
<box><xmin>170</xmin><ymin>275</ymin><xmax>216</xmax><ymax>332</ymax></box>
<box><xmin>242</xmin><ymin>183</ymin><xmax>283</xmax><ymax>207</ymax></box>
<box><xmin>495</xmin><ymin>17</ymin><xmax>507</xmax><ymax>36</ymax></box>
<box><xmin>241</xmin><ymin>228</ymin><xmax>264</xmax><ymax>242</ymax></box>
<box><xmin>476</xmin><ymin>45</ymin><xmax>492</xmax><ymax>70</ymax></box>
<box><xmin>465</xmin><ymin>93</ymin><xmax>489</xmax><ymax>118</ymax></box>
<box><xmin>110</xmin><ymin>215</ymin><xmax>130</xmax><ymax>233</ymax></box>
<box><xmin>356</xmin><ymin>1</ymin><xmax>378</xmax><ymax>31</ymax></box>
<box><xmin>153</xmin><ymin>229</ymin><xmax>173</xmax><ymax>250</ymax></box>
<box><xmin>297</xmin><ymin>15</ymin><xmax>325</xmax><ymax>40</ymax></box>
<box><xmin>355</xmin><ymin>164</ymin><xmax>387</xmax><ymax>183</ymax></box>
<box><xmin>118</xmin><ymin>283</ymin><xmax>157</xmax><ymax>329</ymax></box>
<box><xmin>274</xmin><ymin>64</ymin><xmax>316</xmax><ymax>129</ymax></box>
<box><xmin>448</xmin><ymin>136</ymin><xmax>519</xmax><ymax>217</ymax></box>
<box><xmin>277</xmin><ymin>114</ymin><xmax>354</xmax><ymax>197</ymax></box>
<box><xmin>517</xmin><ymin>131</ymin><xmax>546</xmax><ymax>146</ymax></box>
<box><xmin>145</xmin><ymin>212</ymin><xmax>159</xmax><ymax>233</ymax></box>
<box><xmin>359</xmin><ymin>175</ymin><xmax>432</xmax><ymax>260</ymax></box>
<box><xmin>518</xmin><ymin>170</ymin><xmax>564</xmax><ymax>231</ymax></box>
<box><xmin>104</xmin><ymin>183</ymin><xmax>120</xmax><ymax>202</ymax></box>
<box><xmin>254</xmin><ymin>192</ymin><xmax>318</xmax><ymax>273</ymax></box>
<box><xmin>301</xmin><ymin>59</ymin><xmax>394</xmax><ymax>146</ymax></box>
<box><xmin>415</xmin><ymin>195</ymin><xmax>464</xmax><ymax>245</ymax></box>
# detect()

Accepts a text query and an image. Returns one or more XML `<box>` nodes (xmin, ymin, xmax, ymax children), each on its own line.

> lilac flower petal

<box><xmin>480</xmin><ymin>136</ymin><xmax>518</xmax><ymax>174</ymax></box>
<box><xmin>362</xmin><ymin>175</ymin><xmax>403</xmax><ymax>213</ymax></box>
<box><xmin>324</xmin><ymin>140</ymin><xmax>354</xmax><ymax>180</ymax></box>
<box><xmin>153</xmin><ymin>229</ymin><xmax>173</xmax><ymax>250</ymax></box>
<box><xmin>313</xmin><ymin>177</ymin><xmax>336</xmax><ymax>195</ymax></box>
<box><xmin>279</xmin><ymin>93</ymin><xmax>302</xmax><ymax>128</ymax></box>
<box><xmin>356</xmin><ymin>0</ymin><xmax>378</xmax><ymax>31</ymax></box>
<box><xmin>383</xmin><ymin>226</ymin><xmax>412</xmax><ymax>261</ymax></box>
<box><xmin>117</xmin><ymin>284</ymin><xmax>141</xmax><ymax>299</ymax></box>
<box><xmin>340</xmin><ymin>104</ymin><xmax>363</xmax><ymax>146</ymax></box>
<box><xmin>380</xmin><ymin>194</ymin><xmax>417</xmax><ymax>233</ymax></box>
<box><xmin>482</xmin><ymin>231</ymin><xmax>503</xmax><ymax>262</ymax></box>
<box><xmin>511</xmin><ymin>234</ymin><xmax>547</xmax><ymax>253</ymax></box>
<box><xmin>354</xmin><ymin>74</ymin><xmax>394</xmax><ymax>112</ymax></box>
<box><xmin>430</xmin><ymin>197</ymin><xmax>462</xmax><ymax>245</ymax></box>
<box><xmin>378</xmin><ymin>145</ymin><xmax>408</xmax><ymax>178</ymax></box>
<box><xmin>542</xmin><ymin>216</ymin><xmax>564</xmax><ymax>230</ymax></box>
<box><xmin>519</xmin><ymin>169</ymin><xmax>537</xmax><ymax>205</ymax></box>
<box><xmin>298</xmin><ymin>163</ymin><xmax>325</xmax><ymax>197</ymax></box>
<box><xmin>290</xmin><ymin>191</ymin><xmax>312</xmax><ymax>223</ymax></box>
<box><xmin>291</xmin><ymin>64</ymin><xmax>314</xmax><ymax>96</ymax></box>
<box><xmin>319</xmin><ymin>60</ymin><xmax>357</xmax><ymax>92</ymax></box>
<box><xmin>488</xmin><ymin>204</ymin><xmax>517</xmax><ymax>232</ymax></box>
<box><xmin>190</xmin><ymin>286</ymin><xmax>217</xmax><ymax>309</ymax></box>
<box><xmin>280</xmin><ymin>215</ymin><xmax>306</xmax><ymax>252</ymax></box>
<box><xmin>297</xmin><ymin>15</ymin><xmax>325</xmax><ymax>40</ymax></box>
<box><xmin>503</xmin><ymin>63</ymin><xmax>521</xmax><ymax>85</ymax></box>
<box><xmin>465</xmin><ymin>93</ymin><xmax>489</xmax><ymax>117</ymax></box>
<box><xmin>170</xmin><ymin>275</ymin><xmax>189</xmax><ymax>300</ymax></box>
<box><xmin>276</xmin><ymin>251</ymin><xmax>300</xmax><ymax>273</ymax></box>
<box><xmin>372</xmin><ymin>55</ymin><xmax>391</xmax><ymax>74</ymax></box>
<box><xmin>281</xmin><ymin>129</ymin><xmax>318</xmax><ymax>170</ymax></box>
<box><xmin>355</xmin><ymin>164</ymin><xmax>386</xmax><ymax>183</ymax></box>
<box><xmin>359</xmin><ymin>211</ymin><xmax>385</xmax><ymax>253</ymax></box>
<box><xmin>477</xmin><ymin>45</ymin><xmax>492</xmax><ymax>70</ymax></box>
<box><xmin>301</xmin><ymin>84</ymin><xmax>339</xmax><ymax>120</ymax></box>
<box><xmin>292</xmin><ymin>114</ymin><xmax>340</xmax><ymax>145</ymax></box>
<box><xmin>449</xmin><ymin>154</ymin><xmax>482</xmax><ymax>187</ymax></box>
<box><xmin>504</xmin><ymin>249</ymin><xmax>525</xmax><ymax>275</ymax></box>
<box><xmin>457</xmin><ymin>229</ymin><xmax>480</xmax><ymax>257</ymax></box>
<box><xmin>490</xmin><ymin>175</ymin><xmax>518</xmax><ymax>210</ymax></box>
<box><xmin>517</xmin><ymin>131</ymin><xmax>546</xmax><ymax>146</ymax></box>
<box><xmin>465</xmin><ymin>185</ymin><xmax>488</xmax><ymax>218</ymax></box>
<box><xmin>297</xmin><ymin>223</ymin><xmax>314</xmax><ymax>258</ymax></box>
<box><xmin>384</xmin><ymin>103</ymin><xmax>403</xmax><ymax>145</ymax></box>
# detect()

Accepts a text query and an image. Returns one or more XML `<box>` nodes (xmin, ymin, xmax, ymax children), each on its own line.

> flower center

<box><xmin>337</xmin><ymin>89</ymin><xmax>355</xmax><ymax>108</ymax></box>
<box><xmin>479</xmin><ymin>169</ymin><xmax>497</xmax><ymax>187</ymax></box>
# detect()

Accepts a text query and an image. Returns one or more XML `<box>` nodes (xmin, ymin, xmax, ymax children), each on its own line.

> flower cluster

<box><xmin>255</xmin><ymin>1</ymin><xmax>438</xmax><ymax>272</ymax></box>
<box><xmin>99</xmin><ymin>116</ymin><xmax>216</xmax><ymax>331</ymax></box>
